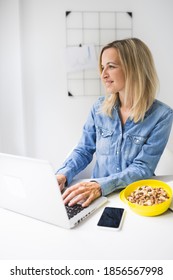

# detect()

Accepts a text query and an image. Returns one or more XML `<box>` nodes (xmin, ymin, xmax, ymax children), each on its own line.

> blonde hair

<box><xmin>99</xmin><ymin>38</ymin><xmax>159</xmax><ymax>122</ymax></box>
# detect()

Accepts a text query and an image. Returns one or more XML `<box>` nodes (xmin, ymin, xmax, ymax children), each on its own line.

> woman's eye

<box><xmin>109</xmin><ymin>64</ymin><xmax>117</xmax><ymax>69</ymax></box>
<box><xmin>101</xmin><ymin>64</ymin><xmax>118</xmax><ymax>72</ymax></box>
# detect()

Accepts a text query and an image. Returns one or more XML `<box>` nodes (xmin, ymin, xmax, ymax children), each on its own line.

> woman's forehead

<box><xmin>101</xmin><ymin>48</ymin><xmax>120</xmax><ymax>63</ymax></box>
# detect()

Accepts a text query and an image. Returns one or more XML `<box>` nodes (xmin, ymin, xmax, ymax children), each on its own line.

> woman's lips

<box><xmin>105</xmin><ymin>80</ymin><xmax>113</xmax><ymax>87</ymax></box>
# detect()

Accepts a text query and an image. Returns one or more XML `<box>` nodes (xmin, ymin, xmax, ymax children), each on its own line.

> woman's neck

<box><xmin>119</xmin><ymin>106</ymin><xmax>130</xmax><ymax>125</ymax></box>
<box><xmin>117</xmin><ymin>92</ymin><xmax>131</xmax><ymax>124</ymax></box>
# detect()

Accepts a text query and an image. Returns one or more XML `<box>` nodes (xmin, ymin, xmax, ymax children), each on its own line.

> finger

<box><xmin>63</xmin><ymin>189</ymin><xmax>88</xmax><ymax>206</ymax></box>
<box><xmin>62</xmin><ymin>188</ymin><xmax>82</xmax><ymax>204</ymax></box>
<box><xmin>67</xmin><ymin>187</ymin><xmax>95</xmax><ymax>207</ymax></box>
<box><xmin>81</xmin><ymin>193</ymin><xmax>95</xmax><ymax>207</ymax></box>
<box><xmin>68</xmin><ymin>193</ymin><xmax>87</xmax><ymax>206</ymax></box>
<box><xmin>62</xmin><ymin>184</ymin><xmax>85</xmax><ymax>199</ymax></box>
<box><xmin>81</xmin><ymin>187</ymin><xmax>101</xmax><ymax>207</ymax></box>
<box><xmin>59</xmin><ymin>183</ymin><xmax>64</xmax><ymax>191</ymax></box>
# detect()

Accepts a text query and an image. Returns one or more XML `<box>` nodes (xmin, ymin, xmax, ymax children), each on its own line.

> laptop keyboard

<box><xmin>65</xmin><ymin>204</ymin><xmax>85</xmax><ymax>219</ymax></box>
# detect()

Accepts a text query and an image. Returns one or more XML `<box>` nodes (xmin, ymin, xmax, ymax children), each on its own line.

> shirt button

<box><xmin>116</xmin><ymin>167</ymin><xmax>120</xmax><ymax>171</ymax></box>
<box><xmin>134</xmin><ymin>138</ymin><xmax>140</xmax><ymax>144</ymax></box>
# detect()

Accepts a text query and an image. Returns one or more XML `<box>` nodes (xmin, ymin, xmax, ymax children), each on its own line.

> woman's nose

<box><xmin>101</xmin><ymin>68</ymin><xmax>108</xmax><ymax>79</ymax></box>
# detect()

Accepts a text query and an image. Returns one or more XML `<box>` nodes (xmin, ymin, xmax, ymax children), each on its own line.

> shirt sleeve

<box><xmin>95</xmin><ymin>107</ymin><xmax>173</xmax><ymax>196</ymax></box>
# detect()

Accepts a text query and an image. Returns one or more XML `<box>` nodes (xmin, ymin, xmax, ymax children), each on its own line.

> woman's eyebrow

<box><xmin>102</xmin><ymin>61</ymin><xmax>119</xmax><ymax>67</ymax></box>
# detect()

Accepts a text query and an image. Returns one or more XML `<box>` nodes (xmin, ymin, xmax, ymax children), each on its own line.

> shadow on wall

<box><xmin>155</xmin><ymin>147</ymin><xmax>173</xmax><ymax>176</ymax></box>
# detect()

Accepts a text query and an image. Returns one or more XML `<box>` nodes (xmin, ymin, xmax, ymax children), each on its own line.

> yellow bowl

<box><xmin>120</xmin><ymin>179</ymin><xmax>172</xmax><ymax>216</ymax></box>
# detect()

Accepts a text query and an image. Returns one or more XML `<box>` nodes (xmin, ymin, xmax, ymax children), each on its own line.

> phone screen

<box><xmin>97</xmin><ymin>207</ymin><xmax>125</xmax><ymax>229</ymax></box>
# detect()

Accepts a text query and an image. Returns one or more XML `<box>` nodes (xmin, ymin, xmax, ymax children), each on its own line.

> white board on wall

<box><xmin>65</xmin><ymin>11</ymin><xmax>133</xmax><ymax>97</ymax></box>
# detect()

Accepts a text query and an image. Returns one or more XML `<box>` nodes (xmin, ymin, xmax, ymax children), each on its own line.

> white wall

<box><xmin>0</xmin><ymin>0</ymin><xmax>25</xmax><ymax>155</ymax></box>
<box><xmin>0</xmin><ymin>0</ymin><xmax>173</xmax><ymax>170</ymax></box>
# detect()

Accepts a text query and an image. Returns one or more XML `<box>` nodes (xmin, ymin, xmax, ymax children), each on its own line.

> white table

<box><xmin>0</xmin><ymin>175</ymin><xmax>173</xmax><ymax>260</ymax></box>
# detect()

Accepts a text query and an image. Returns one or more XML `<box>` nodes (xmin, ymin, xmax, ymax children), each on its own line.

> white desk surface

<box><xmin>0</xmin><ymin>175</ymin><xmax>173</xmax><ymax>260</ymax></box>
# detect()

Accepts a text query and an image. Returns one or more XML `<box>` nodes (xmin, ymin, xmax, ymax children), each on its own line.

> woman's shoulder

<box><xmin>92</xmin><ymin>96</ymin><xmax>105</xmax><ymax>110</ymax></box>
<box><xmin>153</xmin><ymin>99</ymin><xmax>173</xmax><ymax>114</ymax></box>
<box><xmin>144</xmin><ymin>99</ymin><xmax>173</xmax><ymax>122</ymax></box>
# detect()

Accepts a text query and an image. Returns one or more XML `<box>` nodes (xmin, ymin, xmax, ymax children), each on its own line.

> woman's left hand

<box><xmin>62</xmin><ymin>181</ymin><xmax>102</xmax><ymax>207</ymax></box>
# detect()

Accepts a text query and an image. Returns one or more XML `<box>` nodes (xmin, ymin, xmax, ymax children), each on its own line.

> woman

<box><xmin>56</xmin><ymin>38</ymin><xmax>173</xmax><ymax>207</ymax></box>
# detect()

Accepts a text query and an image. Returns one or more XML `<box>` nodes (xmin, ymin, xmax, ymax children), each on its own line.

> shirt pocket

<box><xmin>96</xmin><ymin>126</ymin><xmax>114</xmax><ymax>155</ymax></box>
<box><xmin>124</xmin><ymin>134</ymin><xmax>147</xmax><ymax>163</ymax></box>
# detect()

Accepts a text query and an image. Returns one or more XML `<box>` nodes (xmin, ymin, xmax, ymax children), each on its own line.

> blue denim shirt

<box><xmin>56</xmin><ymin>97</ymin><xmax>173</xmax><ymax>196</ymax></box>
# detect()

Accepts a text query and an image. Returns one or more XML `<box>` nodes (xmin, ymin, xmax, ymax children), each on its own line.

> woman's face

<box><xmin>100</xmin><ymin>47</ymin><xmax>125</xmax><ymax>95</ymax></box>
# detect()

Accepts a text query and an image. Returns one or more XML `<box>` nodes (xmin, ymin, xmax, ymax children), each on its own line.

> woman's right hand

<box><xmin>56</xmin><ymin>174</ymin><xmax>67</xmax><ymax>191</ymax></box>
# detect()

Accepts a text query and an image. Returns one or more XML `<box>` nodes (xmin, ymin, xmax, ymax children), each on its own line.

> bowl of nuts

<box><xmin>120</xmin><ymin>179</ymin><xmax>172</xmax><ymax>216</ymax></box>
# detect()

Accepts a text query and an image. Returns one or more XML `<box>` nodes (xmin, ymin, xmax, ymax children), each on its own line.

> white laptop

<box><xmin>0</xmin><ymin>153</ymin><xmax>107</xmax><ymax>229</ymax></box>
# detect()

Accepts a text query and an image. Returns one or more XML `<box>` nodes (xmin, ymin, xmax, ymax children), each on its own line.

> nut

<box><xmin>127</xmin><ymin>185</ymin><xmax>169</xmax><ymax>206</ymax></box>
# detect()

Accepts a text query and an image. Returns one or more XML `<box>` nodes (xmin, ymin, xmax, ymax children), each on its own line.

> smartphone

<box><xmin>97</xmin><ymin>207</ymin><xmax>125</xmax><ymax>230</ymax></box>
